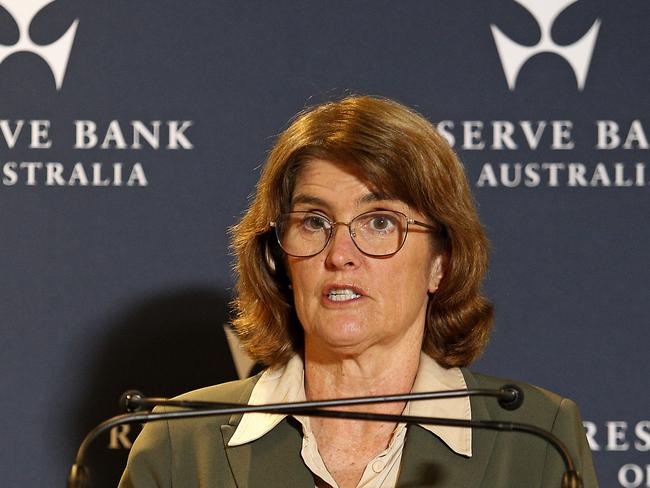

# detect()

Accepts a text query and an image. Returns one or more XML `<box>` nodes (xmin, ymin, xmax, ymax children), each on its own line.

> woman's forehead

<box><xmin>290</xmin><ymin>159</ymin><xmax>408</xmax><ymax>209</ymax></box>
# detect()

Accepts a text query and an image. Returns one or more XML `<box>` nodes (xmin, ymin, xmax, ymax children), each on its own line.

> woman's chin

<box><xmin>306</xmin><ymin>323</ymin><xmax>374</xmax><ymax>357</ymax></box>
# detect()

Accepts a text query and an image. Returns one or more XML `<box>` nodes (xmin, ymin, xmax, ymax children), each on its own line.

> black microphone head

<box><xmin>119</xmin><ymin>389</ymin><xmax>145</xmax><ymax>413</ymax></box>
<box><xmin>498</xmin><ymin>384</ymin><xmax>524</xmax><ymax>411</ymax></box>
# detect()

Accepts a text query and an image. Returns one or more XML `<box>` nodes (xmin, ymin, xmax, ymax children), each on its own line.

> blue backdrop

<box><xmin>1</xmin><ymin>1</ymin><xmax>648</xmax><ymax>487</ymax></box>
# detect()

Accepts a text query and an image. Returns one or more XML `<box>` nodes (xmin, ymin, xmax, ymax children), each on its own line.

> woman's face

<box><xmin>286</xmin><ymin>159</ymin><xmax>444</xmax><ymax>359</ymax></box>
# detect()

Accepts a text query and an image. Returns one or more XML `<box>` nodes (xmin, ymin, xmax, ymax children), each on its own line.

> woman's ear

<box><xmin>428</xmin><ymin>253</ymin><xmax>446</xmax><ymax>294</ymax></box>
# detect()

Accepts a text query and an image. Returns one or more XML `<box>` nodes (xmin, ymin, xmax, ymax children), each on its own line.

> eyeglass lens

<box><xmin>274</xmin><ymin>211</ymin><xmax>408</xmax><ymax>257</ymax></box>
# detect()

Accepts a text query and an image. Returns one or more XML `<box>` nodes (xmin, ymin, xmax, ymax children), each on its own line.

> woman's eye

<box><xmin>302</xmin><ymin>215</ymin><xmax>328</xmax><ymax>231</ymax></box>
<box><xmin>369</xmin><ymin>214</ymin><xmax>396</xmax><ymax>232</ymax></box>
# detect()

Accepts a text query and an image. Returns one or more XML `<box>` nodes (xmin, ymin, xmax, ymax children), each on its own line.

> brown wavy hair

<box><xmin>231</xmin><ymin>95</ymin><xmax>493</xmax><ymax>368</ymax></box>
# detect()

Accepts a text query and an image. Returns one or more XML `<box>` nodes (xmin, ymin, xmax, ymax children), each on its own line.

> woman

<box><xmin>120</xmin><ymin>96</ymin><xmax>598</xmax><ymax>487</ymax></box>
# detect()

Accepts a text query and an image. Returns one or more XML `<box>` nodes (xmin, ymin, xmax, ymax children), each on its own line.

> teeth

<box><xmin>328</xmin><ymin>289</ymin><xmax>361</xmax><ymax>301</ymax></box>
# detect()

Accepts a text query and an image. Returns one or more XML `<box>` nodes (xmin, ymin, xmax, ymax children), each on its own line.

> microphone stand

<box><xmin>68</xmin><ymin>386</ymin><xmax>582</xmax><ymax>488</ymax></box>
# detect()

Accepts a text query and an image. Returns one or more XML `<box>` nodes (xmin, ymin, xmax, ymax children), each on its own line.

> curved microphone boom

<box><xmin>68</xmin><ymin>384</ymin><xmax>581</xmax><ymax>488</ymax></box>
<box><xmin>120</xmin><ymin>385</ymin><xmax>524</xmax><ymax>413</ymax></box>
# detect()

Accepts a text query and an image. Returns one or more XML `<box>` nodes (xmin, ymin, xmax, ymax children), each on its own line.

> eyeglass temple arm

<box><xmin>408</xmin><ymin>218</ymin><xmax>438</xmax><ymax>231</ymax></box>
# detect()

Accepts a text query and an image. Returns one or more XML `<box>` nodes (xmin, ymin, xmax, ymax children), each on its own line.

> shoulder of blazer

<box><xmin>460</xmin><ymin>368</ymin><xmax>599</xmax><ymax>487</ymax></box>
<box><xmin>168</xmin><ymin>374</ymin><xmax>313</xmax><ymax>488</ymax></box>
<box><xmin>173</xmin><ymin>372</ymin><xmax>263</xmax><ymax>402</ymax></box>
<box><xmin>170</xmin><ymin>373</ymin><xmax>263</xmax><ymax>426</ymax></box>
<box><xmin>462</xmin><ymin>368</ymin><xmax>567</xmax><ymax>428</ymax></box>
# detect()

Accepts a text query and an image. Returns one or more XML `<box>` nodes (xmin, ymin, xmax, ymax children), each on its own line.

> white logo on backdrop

<box><xmin>0</xmin><ymin>0</ymin><xmax>78</xmax><ymax>90</ymax></box>
<box><xmin>490</xmin><ymin>0</ymin><xmax>600</xmax><ymax>90</ymax></box>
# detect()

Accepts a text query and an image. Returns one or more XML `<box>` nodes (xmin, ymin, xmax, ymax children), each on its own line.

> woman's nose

<box><xmin>324</xmin><ymin>223</ymin><xmax>361</xmax><ymax>269</ymax></box>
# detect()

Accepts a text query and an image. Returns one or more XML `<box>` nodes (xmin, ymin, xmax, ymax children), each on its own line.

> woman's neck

<box><xmin>301</xmin><ymin>340</ymin><xmax>423</xmax><ymax>488</ymax></box>
<box><xmin>303</xmin><ymin>339</ymin><xmax>422</xmax><ymax>410</ymax></box>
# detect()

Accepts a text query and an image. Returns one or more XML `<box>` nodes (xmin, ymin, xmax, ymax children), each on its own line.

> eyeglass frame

<box><xmin>269</xmin><ymin>209</ymin><xmax>439</xmax><ymax>258</ymax></box>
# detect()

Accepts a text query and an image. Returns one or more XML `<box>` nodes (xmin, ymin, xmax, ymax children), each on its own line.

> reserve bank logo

<box><xmin>490</xmin><ymin>0</ymin><xmax>600</xmax><ymax>90</ymax></box>
<box><xmin>0</xmin><ymin>0</ymin><xmax>78</xmax><ymax>89</ymax></box>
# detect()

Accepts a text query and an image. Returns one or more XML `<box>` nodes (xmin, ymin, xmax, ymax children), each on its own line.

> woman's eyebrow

<box><xmin>291</xmin><ymin>192</ymin><xmax>399</xmax><ymax>209</ymax></box>
<box><xmin>291</xmin><ymin>194</ymin><xmax>331</xmax><ymax>209</ymax></box>
<box><xmin>357</xmin><ymin>191</ymin><xmax>397</xmax><ymax>206</ymax></box>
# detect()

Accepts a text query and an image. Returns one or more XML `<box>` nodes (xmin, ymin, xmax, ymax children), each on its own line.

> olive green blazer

<box><xmin>119</xmin><ymin>369</ymin><xmax>598</xmax><ymax>488</ymax></box>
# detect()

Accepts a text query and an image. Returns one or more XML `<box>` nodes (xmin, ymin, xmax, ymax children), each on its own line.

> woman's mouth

<box><xmin>327</xmin><ymin>288</ymin><xmax>362</xmax><ymax>301</ymax></box>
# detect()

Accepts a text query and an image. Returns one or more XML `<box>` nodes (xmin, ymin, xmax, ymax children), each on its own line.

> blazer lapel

<box><xmin>460</xmin><ymin>368</ymin><xmax>498</xmax><ymax>488</ymax></box>
<box><xmin>221</xmin><ymin>417</ymin><xmax>314</xmax><ymax>488</ymax></box>
<box><xmin>396</xmin><ymin>369</ymin><xmax>497</xmax><ymax>488</ymax></box>
<box><xmin>396</xmin><ymin>424</ymin><xmax>471</xmax><ymax>487</ymax></box>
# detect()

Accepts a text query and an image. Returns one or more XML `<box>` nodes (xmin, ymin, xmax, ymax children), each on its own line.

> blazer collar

<box><xmin>218</xmin><ymin>367</ymin><xmax>493</xmax><ymax>488</ymax></box>
<box><xmin>228</xmin><ymin>353</ymin><xmax>472</xmax><ymax>456</ymax></box>
<box><xmin>218</xmin><ymin>375</ymin><xmax>312</xmax><ymax>488</ymax></box>
<box><xmin>221</xmin><ymin>418</ymin><xmax>314</xmax><ymax>488</ymax></box>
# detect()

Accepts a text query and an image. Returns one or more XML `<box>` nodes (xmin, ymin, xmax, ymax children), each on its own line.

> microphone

<box><xmin>69</xmin><ymin>384</ymin><xmax>581</xmax><ymax>488</ymax></box>
<box><xmin>120</xmin><ymin>385</ymin><xmax>524</xmax><ymax>413</ymax></box>
<box><xmin>118</xmin><ymin>390</ymin><xmax>146</xmax><ymax>412</ymax></box>
<box><xmin>497</xmin><ymin>384</ymin><xmax>524</xmax><ymax>410</ymax></box>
